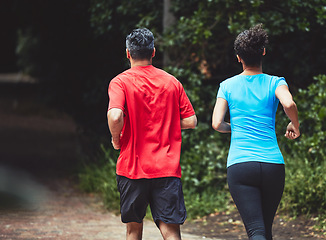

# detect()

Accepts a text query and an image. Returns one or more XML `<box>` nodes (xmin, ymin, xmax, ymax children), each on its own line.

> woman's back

<box><xmin>217</xmin><ymin>74</ymin><xmax>287</xmax><ymax>167</ymax></box>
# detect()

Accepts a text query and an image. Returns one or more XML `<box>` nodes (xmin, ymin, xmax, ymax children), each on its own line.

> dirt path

<box><xmin>0</xmin><ymin>176</ymin><xmax>219</xmax><ymax>240</ymax></box>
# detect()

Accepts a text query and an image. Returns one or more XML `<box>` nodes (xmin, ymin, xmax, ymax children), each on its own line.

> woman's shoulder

<box><xmin>264</xmin><ymin>74</ymin><xmax>287</xmax><ymax>85</ymax></box>
<box><xmin>259</xmin><ymin>74</ymin><xmax>288</xmax><ymax>91</ymax></box>
<box><xmin>262</xmin><ymin>73</ymin><xmax>285</xmax><ymax>80</ymax></box>
<box><xmin>221</xmin><ymin>74</ymin><xmax>242</xmax><ymax>85</ymax></box>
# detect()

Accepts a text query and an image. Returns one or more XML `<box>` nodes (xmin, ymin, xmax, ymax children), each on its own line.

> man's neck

<box><xmin>130</xmin><ymin>59</ymin><xmax>152</xmax><ymax>68</ymax></box>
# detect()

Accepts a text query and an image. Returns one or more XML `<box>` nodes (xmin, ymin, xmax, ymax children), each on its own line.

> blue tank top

<box><xmin>217</xmin><ymin>74</ymin><xmax>287</xmax><ymax>167</ymax></box>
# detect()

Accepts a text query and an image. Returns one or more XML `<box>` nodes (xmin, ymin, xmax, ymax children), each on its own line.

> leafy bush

<box><xmin>164</xmin><ymin>66</ymin><xmax>233</xmax><ymax>218</ymax></box>
<box><xmin>16</xmin><ymin>28</ymin><xmax>42</xmax><ymax>77</ymax></box>
<box><xmin>181</xmin><ymin>123</ymin><xmax>231</xmax><ymax>218</ymax></box>
<box><xmin>276</xmin><ymin>75</ymin><xmax>326</xmax><ymax>226</ymax></box>
<box><xmin>78</xmin><ymin>145</ymin><xmax>120</xmax><ymax>211</ymax></box>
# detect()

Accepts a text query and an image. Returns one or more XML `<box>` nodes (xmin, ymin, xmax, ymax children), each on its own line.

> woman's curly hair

<box><xmin>234</xmin><ymin>24</ymin><xmax>268</xmax><ymax>67</ymax></box>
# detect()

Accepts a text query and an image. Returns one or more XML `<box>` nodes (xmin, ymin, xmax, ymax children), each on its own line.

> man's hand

<box><xmin>111</xmin><ymin>137</ymin><xmax>121</xmax><ymax>150</ymax></box>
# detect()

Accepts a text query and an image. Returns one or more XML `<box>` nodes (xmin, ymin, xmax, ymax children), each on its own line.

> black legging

<box><xmin>227</xmin><ymin>161</ymin><xmax>285</xmax><ymax>240</ymax></box>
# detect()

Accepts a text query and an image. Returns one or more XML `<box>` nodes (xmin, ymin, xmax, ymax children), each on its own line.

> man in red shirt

<box><xmin>107</xmin><ymin>28</ymin><xmax>197</xmax><ymax>240</ymax></box>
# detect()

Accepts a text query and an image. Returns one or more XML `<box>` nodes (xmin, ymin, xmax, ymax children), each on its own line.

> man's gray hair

<box><xmin>126</xmin><ymin>28</ymin><xmax>154</xmax><ymax>60</ymax></box>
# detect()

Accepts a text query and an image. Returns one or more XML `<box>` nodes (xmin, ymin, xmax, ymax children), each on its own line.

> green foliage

<box><xmin>88</xmin><ymin>0</ymin><xmax>326</xmax><ymax>85</ymax></box>
<box><xmin>162</xmin><ymin>67</ymin><xmax>232</xmax><ymax>218</ymax></box>
<box><xmin>276</xmin><ymin>75</ymin><xmax>326</xmax><ymax>224</ymax></box>
<box><xmin>181</xmin><ymin>123</ymin><xmax>231</xmax><ymax>218</ymax></box>
<box><xmin>16</xmin><ymin>28</ymin><xmax>41</xmax><ymax>76</ymax></box>
<box><xmin>164</xmin><ymin>66</ymin><xmax>212</xmax><ymax>120</ymax></box>
<box><xmin>184</xmin><ymin>190</ymin><xmax>230</xmax><ymax>219</ymax></box>
<box><xmin>78</xmin><ymin>145</ymin><xmax>120</xmax><ymax>210</ymax></box>
<box><xmin>89</xmin><ymin>0</ymin><xmax>162</xmax><ymax>36</ymax></box>
<box><xmin>161</xmin><ymin>0</ymin><xmax>326</xmax><ymax>87</ymax></box>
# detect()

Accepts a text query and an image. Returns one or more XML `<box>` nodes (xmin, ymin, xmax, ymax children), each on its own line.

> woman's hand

<box><xmin>285</xmin><ymin>122</ymin><xmax>300</xmax><ymax>140</ymax></box>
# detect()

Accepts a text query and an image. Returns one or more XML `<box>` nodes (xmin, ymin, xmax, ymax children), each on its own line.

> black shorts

<box><xmin>116</xmin><ymin>175</ymin><xmax>187</xmax><ymax>226</ymax></box>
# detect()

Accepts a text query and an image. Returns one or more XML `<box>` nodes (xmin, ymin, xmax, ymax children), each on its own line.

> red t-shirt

<box><xmin>108</xmin><ymin>65</ymin><xmax>195</xmax><ymax>179</ymax></box>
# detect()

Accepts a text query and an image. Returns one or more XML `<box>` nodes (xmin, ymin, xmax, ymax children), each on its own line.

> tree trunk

<box><xmin>163</xmin><ymin>0</ymin><xmax>175</xmax><ymax>67</ymax></box>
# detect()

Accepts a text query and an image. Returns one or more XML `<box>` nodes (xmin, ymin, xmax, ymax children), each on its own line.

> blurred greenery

<box><xmin>79</xmin><ymin>145</ymin><xmax>120</xmax><ymax>211</ymax></box>
<box><xmin>3</xmin><ymin>0</ymin><xmax>325</xmax><ymax>230</ymax></box>
<box><xmin>276</xmin><ymin>75</ymin><xmax>326</xmax><ymax>219</ymax></box>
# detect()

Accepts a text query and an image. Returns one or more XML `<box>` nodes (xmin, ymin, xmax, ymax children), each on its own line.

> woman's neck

<box><xmin>241</xmin><ymin>65</ymin><xmax>263</xmax><ymax>75</ymax></box>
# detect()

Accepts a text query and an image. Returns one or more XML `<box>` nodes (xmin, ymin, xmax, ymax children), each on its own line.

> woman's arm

<box><xmin>212</xmin><ymin>98</ymin><xmax>231</xmax><ymax>133</ymax></box>
<box><xmin>275</xmin><ymin>85</ymin><xmax>300</xmax><ymax>140</ymax></box>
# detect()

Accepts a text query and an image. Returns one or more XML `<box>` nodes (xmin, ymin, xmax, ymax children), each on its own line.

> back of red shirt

<box><xmin>108</xmin><ymin>65</ymin><xmax>195</xmax><ymax>179</ymax></box>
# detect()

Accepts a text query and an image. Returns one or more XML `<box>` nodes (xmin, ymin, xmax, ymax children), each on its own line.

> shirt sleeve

<box><xmin>108</xmin><ymin>78</ymin><xmax>125</xmax><ymax>111</ymax></box>
<box><xmin>217</xmin><ymin>82</ymin><xmax>227</xmax><ymax>100</ymax></box>
<box><xmin>276</xmin><ymin>77</ymin><xmax>288</xmax><ymax>88</ymax></box>
<box><xmin>179</xmin><ymin>83</ymin><xmax>195</xmax><ymax>119</ymax></box>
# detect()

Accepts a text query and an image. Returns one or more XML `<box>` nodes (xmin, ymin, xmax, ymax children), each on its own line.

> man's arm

<box><xmin>181</xmin><ymin>114</ymin><xmax>197</xmax><ymax>129</ymax></box>
<box><xmin>107</xmin><ymin>108</ymin><xmax>124</xmax><ymax>149</ymax></box>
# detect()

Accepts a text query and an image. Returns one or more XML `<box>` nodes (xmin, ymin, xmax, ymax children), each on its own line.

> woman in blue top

<box><xmin>212</xmin><ymin>24</ymin><xmax>300</xmax><ymax>240</ymax></box>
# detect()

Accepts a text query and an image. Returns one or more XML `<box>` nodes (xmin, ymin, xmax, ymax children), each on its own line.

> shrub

<box><xmin>165</xmin><ymin>67</ymin><xmax>232</xmax><ymax>218</ymax></box>
<box><xmin>277</xmin><ymin>75</ymin><xmax>326</xmax><ymax>226</ymax></box>
<box><xmin>181</xmin><ymin>123</ymin><xmax>231</xmax><ymax>218</ymax></box>
<box><xmin>78</xmin><ymin>145</ymin><xmax>120</xmax><ymax>211</ymax></box>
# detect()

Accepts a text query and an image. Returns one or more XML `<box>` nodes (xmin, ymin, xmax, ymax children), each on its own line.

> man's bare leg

<box><xmin>157</xmin><ymin>220</ymin><xmax>182</xmax><ymax>240</ymax></box>
<box><xmin>126</xmin><ymin>222</ymin><xmax>143</xmax><ymax>240</ymax></box>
